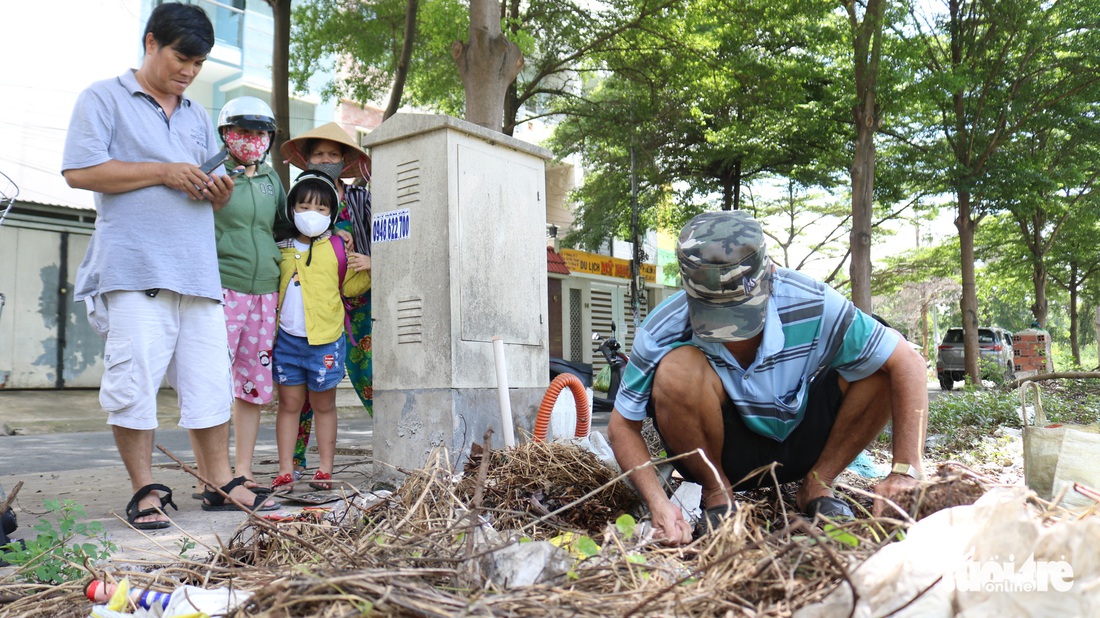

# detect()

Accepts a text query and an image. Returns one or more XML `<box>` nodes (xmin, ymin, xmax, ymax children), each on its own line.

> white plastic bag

<box><xmin>548</xmin><ymin>386</ymin><xmax>586</xmax><ymax>441</ymax></box>
<box><xmin>163</xmin><ymin>586</ymin><xmax>252</xmax><ymax>617</ymax></box>
<box><xmin>794</xmin><ymin>487</ymin><xmax>1100</xmax><ymax>618</ymax></box>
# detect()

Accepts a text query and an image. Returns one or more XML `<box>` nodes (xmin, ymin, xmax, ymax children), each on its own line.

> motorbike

<box><xmin>549</xmin><ymin>322</ymin><xmax>629</xmax><ymax>413</ymax></box>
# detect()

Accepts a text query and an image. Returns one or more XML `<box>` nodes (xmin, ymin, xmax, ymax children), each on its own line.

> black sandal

<box><xmin>694</xmin><ymin>503</ymin><xmax>737</xmax><ymax>539</ymax></box>
<box><xmin>125</xmin><ymin>484</ymin><xmax>177</xmax><ymax>530</ymax></box>
<box><xmin>201</xmin><ymin>476</ymin><xmax>279</xmax><ymax>512</ymax></box>
<box><xmin>244</xmin><ymin>478</ymin><xmax>273</xmax><ymax>495</ymax></box>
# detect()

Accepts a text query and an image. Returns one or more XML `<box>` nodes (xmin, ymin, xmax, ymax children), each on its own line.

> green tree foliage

<box><xmin>289</xmin><ymin>0</ymin><xmax>467</xmax><ymax>115</ymax></box>
<box><xmin>289</xmin><ymin>0</ymin><xmax>679</xmax><ymax>134</ymax></box>
<box><xmin>906</xmin><ymin>0</ymin><xmax>1100</xmax><ymax>384</ymax></box>
<box><xmin>284</xmin><ymin>0</ymin><xmax>1100</xmax><ymax>369</ymax></box>
<box><xmin>549</xmin><ymin>0</ymin><xmax>850</xmax><ymax>249</ymax></box>
<box><xmin>1045</xmin><ymin>209</ymin><xmax>1100</xmax><ymax>364</ymax></box>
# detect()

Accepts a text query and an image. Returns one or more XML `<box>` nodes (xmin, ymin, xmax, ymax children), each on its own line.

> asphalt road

<box><xmin>0</xmin><ymin>421</ymin><xmax>375</xmax><ymax>477</ymax></box>
<box><xmin>0</xmin><ymin>383</ymin><xmax>937</xmax><ymax>477</ymax></box>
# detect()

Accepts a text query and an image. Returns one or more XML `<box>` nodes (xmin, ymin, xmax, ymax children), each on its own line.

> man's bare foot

<box><xmin>795</xmin><ymin>479</ymin><xmax>835</xmax><ymax>512</ymax></box>
<box><xmin>240</xmin><ymin>476</ymin><xmax>271</xmax><ymax>493</ymax></box>
<box><xmin>227</xmin><ymin>484</ymin><xmax>276</xmax><ymax>510</ymax></box>
<box><xmin>133</xmin><ymin>494</ymin><xmax>170</xmax><ymax>525</ymax></box>
<box><xmin>125</xmin><ymin>484</ymin><xmax>176</xmax><ymax>529</ymax></box>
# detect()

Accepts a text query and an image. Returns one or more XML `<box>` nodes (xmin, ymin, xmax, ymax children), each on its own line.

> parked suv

<box><xmin>936</xmin><ymin>326</ymin><xmax>1014</xmax><ymax>390</ymax></box>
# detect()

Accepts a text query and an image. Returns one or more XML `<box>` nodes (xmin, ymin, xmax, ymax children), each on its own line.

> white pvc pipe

<box><xmin>492</xmin><ymin>336</ymin><xmax>516</xmax><ymax>447</ymax></box>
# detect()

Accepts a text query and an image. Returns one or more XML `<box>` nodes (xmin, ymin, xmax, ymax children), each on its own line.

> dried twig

<box><xmin>0</xmin><ymin>480</ymin><xmax>23</xmax><ymax>516</ymax></box>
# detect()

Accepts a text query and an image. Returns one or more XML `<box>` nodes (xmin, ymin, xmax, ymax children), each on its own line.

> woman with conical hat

<box><xmin>277</xmin><ymin>122</ymin><xmax>374</xmax><ymax>484</ymax></box>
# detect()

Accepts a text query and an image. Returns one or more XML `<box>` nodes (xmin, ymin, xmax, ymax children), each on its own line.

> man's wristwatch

<box><xmin>891</xmin><ymin>463</ymin><xmax>923</xmax><ymax>481</ymax></box>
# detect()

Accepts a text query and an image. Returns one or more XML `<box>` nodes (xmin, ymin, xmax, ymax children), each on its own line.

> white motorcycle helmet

<box><xmin>217</xmin><ymin>96</ymin><xmax>276</xmax><ymax>164</ymax></box>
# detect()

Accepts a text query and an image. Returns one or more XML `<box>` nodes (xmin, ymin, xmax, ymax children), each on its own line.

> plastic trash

<box><xmin>671</xmin><ymin>481</ymin><xmax>703</xmax><ymax>523</ymax></box>
<box><xmin>544</xmin><ymin>384</ymin><xmax>617</xmax><ymax>471</ymax></box>
<box><xmin>846</xmin><ymin>449</ymin><xmax>888</xmax><ymax>478</ymax></box>
<box><xmin>548</xmin><ymin>386</ymin><xmax>585</xmax><ymax>441</ymax></box>
<box><xmin>565</xmin><ymin>430</ymin><xmax>619</xmax><ymax>472</ymax></box>
<box><xmin>793</xmin><ymin>486</ymin><xmax>1100</xmax><ymax>618</ymax></box>
<box><xmin>87</xmin><ymin>580</ymin><xmax>171</xmax><ymax>610</ymax></box>
<box><xmin>162</xmin><ymin>585</ymin><xmax>252</xmax><ymax>617</ymax></box>
<box><xmin>480</xmin><ymin>540</ymin><xmax>572</xmax><ymax>588</ymax></box>
<box><xmin>87</xmin><ymin>579</ymin><xmax>161</xmax><ymax>618</ymax></box>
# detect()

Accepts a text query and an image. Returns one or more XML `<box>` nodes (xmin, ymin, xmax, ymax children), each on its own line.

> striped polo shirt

<box><xmin>614</xmin><ymin>267</ymin><xmax>899</xmax><ymax>441</ymax></box>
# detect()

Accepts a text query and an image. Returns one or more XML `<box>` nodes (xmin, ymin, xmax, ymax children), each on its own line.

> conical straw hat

<box><xmin>280</xmin><ymin>122</ymin><xmax>371</xmax><ymax>179</ymax></box>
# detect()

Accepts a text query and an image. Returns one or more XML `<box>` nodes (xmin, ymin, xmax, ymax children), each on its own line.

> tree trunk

<box><xmin>1030</xmin><ymin>253</ymin><xmax>1049</xmax><ymax>328</ymax></box>
<box><xmin>1070</xmin><ymin>283</ymin><xmax>1080</xmax><ymax>365</ymax></box>
<box><xmin>720</xmin><ymin>170</ymin><xmax>736</xmax><ymax>211</ymax></box>
<box><xmin>850</xmin><ymin>99</ymin><xmax>877</xmax><ymax>312</ymax></box>
<box><xmin>502</xmin><ymin>0</ymin><xmax>522</xmax><ymax>136</ymax></box>
<box><xmin>846</xmin><ymin>0</ymin><xmax>885</xmax><ymax>314</ymax></box>
<box><xmin>732</xmin><ymin>160</ymin><xmax>742</xmax><ymax>211</ymax></box>
<box><xmin>451</xmin><ymin>0</ymin><xmax>524</xmax><ymax>133</ymax></box>
<box><xmin>956</xmin><ymin>190</ymin><xmax>981</xmax><ymax>385</ymax></box>
<box><xmin>267</xmin><ymin>0</ymin><xmax>292</xmax><ymax>188</ymax></box>
<box><xmin>385</xmin><ymin>0</ymin><xmax>419</xmax><ymax>121</ymax></box>
<box><xmin>921</xmin><ymin>299</ymin><xmax>930</xmax><ymax>358</ymax></box>
<box><xmin>1095</xmin><ymin>307</ymin><xmax>1100</xmax><ymax>369</ymax></box>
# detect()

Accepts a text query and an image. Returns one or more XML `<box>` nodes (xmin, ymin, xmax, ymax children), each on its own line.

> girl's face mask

<box><xmin>224</xmin><ymin>128</ymin><xmax>271</xmax><ymax>165</ymax></box>
<box><xmin>294</xmin><ymin>209</ymin><xmax>331</xmax><ymax>238</ymax></box>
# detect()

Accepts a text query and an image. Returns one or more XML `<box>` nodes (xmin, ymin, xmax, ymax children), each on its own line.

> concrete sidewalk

<box><xmin>0</xmin><ymin>385</ymin><xmax>612</xmax><ymax>579</ymax></box>
<box><xmin>0</xmin><ymin>387</ymin><xmax>376</xmax><ymax>574</ymax></box>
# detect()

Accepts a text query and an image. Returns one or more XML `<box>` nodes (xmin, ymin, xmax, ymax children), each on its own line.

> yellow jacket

<box><xmin>278</xmin><ymin>237</ymin><xmax>371</xmax><ymax>345</ymax></box>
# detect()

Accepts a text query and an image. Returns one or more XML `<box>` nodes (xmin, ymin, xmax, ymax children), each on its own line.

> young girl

<box><xmin>279</xmin><ymin>123</ymin><xmax>374</xmax><ymax>479</ymax></box>
<box><xmin>272</xmin><ymin>171</ymin><xmax>371</xmax><ymax>492</ymax></box>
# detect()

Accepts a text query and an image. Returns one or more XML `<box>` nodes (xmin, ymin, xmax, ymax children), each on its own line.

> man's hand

<box><xmin>205</xmin><ymin>172</ymin><xmax>236</xmax><ymax>211</ymax></box>
<box><xmin>608</xmin><ymin>410</ymin><xmax>694</xmax><ymax>547</ymax></box>
<box><xmin>159</xmin><ymin>163</ymin><xmax>220</xmax><ymax>200</ymax></box>
<box><xmin>871</xmin><ymin>473</ymin><xmax>919</xmax><ymax>518</ymax></box>
<box><xmin>648</xmin><ymin>499</ymin><xmax>693</xmax><ymax>546</ymax></box>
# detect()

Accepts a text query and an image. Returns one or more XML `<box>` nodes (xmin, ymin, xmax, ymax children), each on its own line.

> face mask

<box><xmin>294</xmin><ymin>210</ymin><xmax>331</xmax><ymax>238</ymax></box>
<box><xmin>224</xmin><ymin>129</ymin><xmax>271</xmax><ymax>165</ymax></box>
<box><xmin>308</xmin><ymin>161</ymin><xmax>345</xmax><ymax>181</ymax></box>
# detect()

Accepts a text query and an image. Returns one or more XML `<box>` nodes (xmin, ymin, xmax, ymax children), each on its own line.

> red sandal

<box><xmin>272</xmin><ymin>473</ymin><xmax>295</xmax><ymax>493</ymax></box>
<box><xmin>309</xmin><ymin>470</ymin><xmax>332</xmax><ymax>491</ymax></box>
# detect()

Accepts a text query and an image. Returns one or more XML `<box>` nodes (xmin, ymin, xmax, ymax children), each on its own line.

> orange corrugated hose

<box><xmin>534</xmin><ymin>373</ymin><xmax>591</xmax><ymax>442</ymax></box>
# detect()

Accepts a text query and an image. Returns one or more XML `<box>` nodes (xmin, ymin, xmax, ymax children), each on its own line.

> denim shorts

<box><xmin>273</xmin><ymin>330</ymin><xmax>346</xmax><ymax>392</ymax></box>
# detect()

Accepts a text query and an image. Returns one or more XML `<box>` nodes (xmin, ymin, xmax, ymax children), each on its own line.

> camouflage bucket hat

<box><xmin>677</xmin><ymin>211</ymin><xmax>772</xmax><ymax>342</ymax></box>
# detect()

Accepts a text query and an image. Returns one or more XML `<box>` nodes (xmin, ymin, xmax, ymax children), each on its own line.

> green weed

<box><xmin>925</xmin><ymin>388</ymin><xmax>1021</xmax><ymax>456</ymax></box>
<box><xmin>0</xmin><ymin>499</ymin><xmax>116</xmax><ymax>585</ymax></box>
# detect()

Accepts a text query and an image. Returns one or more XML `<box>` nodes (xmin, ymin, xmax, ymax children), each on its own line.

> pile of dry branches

<box><xmin>0</xmin><ymin>445</ymin><xmax>1004</xmax><ymax>617</ymax></box>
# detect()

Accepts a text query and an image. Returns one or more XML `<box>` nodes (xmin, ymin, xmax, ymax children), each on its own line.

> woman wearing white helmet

<box><xmin>212</xmin><ymin>95</ymin><xmax>286</xmax><ymax>495</ymax></box>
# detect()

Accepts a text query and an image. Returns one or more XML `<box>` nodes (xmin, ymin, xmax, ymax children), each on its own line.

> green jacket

<box><xmin>214</xmin><ymin>164</ymin><xmax>287</xmax><ymax>294</ymax></box>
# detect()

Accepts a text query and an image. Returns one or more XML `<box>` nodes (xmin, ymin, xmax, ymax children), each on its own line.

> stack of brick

<box><xmin>1013</xmin><ymin>329</ymin><xmax>1053</xmax><ymax>377</ymax></box>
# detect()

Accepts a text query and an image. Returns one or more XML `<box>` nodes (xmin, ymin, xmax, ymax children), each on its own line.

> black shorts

<box><xmin>649</xmin><ymin>368</ymin><xmax>843</xmax><ymax>490</ymax></box>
